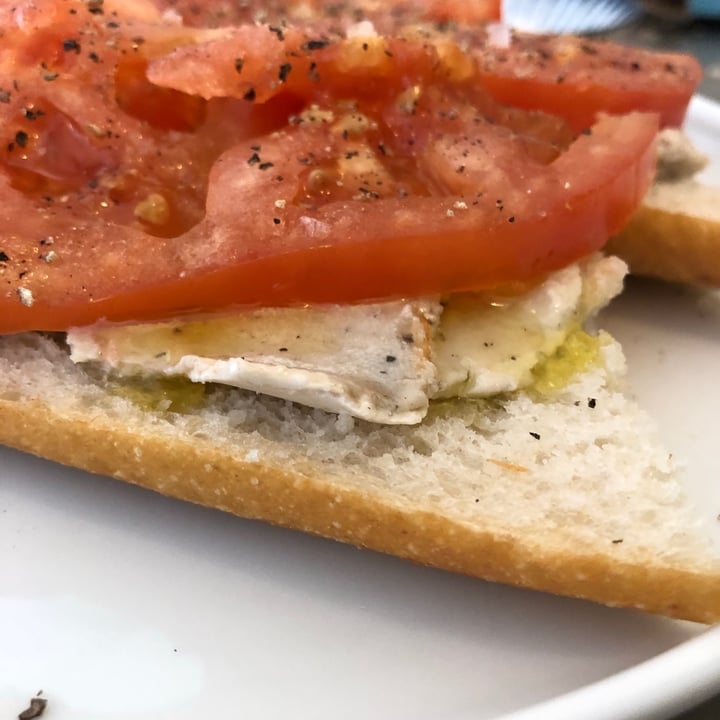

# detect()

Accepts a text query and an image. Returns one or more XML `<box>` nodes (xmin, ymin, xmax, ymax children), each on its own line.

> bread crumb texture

<box><xmin>1</xmin><ymin>333</ymin><xmax>718</xmax><ymax>622</ymax></box>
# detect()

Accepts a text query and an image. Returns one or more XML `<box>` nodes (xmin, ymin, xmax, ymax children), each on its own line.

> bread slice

<box><xmin>1</xmin><ymin>331</ymin><xmax>718</xmax><ymax>623</ymax></box>
<box><xmin>608</xmin><ymin>128</ymin><xmax>720</xmax><ymax>286</ymax></box>
<box><xmin>608</xmin><ymin>179</ymin><xmax>720</xmax><ymax>286</ymax></box>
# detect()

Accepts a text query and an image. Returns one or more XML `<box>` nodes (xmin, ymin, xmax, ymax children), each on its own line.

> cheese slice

<box><xmin>69</xmin><ymin>301</ymin><xmax>439</xmax><ymax>424</ymax></box>
<box><xmin>432</xmin><ymin>254</ymin><xmax>626</xmax><ymax>398</ymax></box>
<box><xmin>67</xmin><ymin>254</ymin><xmax>627</xmax><ymax>425</ymax></box>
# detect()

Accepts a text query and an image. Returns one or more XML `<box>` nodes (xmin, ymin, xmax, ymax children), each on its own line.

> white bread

<box><xmin>608</xmin><ymin>129</ymin><xmax>720</xmax><ymax>286</ymax></box>
<box><xmin>1</xmin><ymin>331</ymin><xmax>718</xmax><ymax>623</ymax></box>
<box><xmin>608</xmin><ymin>178</ymin><xmax>720</xmax><ymax>286</ymax></box>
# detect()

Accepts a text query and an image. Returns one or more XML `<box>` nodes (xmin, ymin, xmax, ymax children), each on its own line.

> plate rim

<box><xmin>495</xmin><ymin>625</ymin><xmax>720</xmax><ymax>720</ymax></box>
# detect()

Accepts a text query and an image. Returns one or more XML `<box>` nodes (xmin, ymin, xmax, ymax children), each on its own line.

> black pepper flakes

<box><xmin>507</xmin><ymin>215</ymin><xmax>515</xmax><ymax>223</ymax></box>
<box><xmin>234</xmin><ymin>57</ymin><xmax>244</xmax><ymax>74</ymax></box>
<box><xmin>358</xmin><ymin>186</ymin><xmax>379</xmax><ymax>199</ymax></box>
<box><xmin>62</xmin><ymin>38</ymin><xmax>81</xmax><ymax>53</ymax></box>
<box><xmin>22</xmin><ymin>107</ymin><xmax>45</xmax><ymax>121</ymax></box>
<box><xmin>278</xmin><ymin>63</ymin><xmax>292</xmax><ymax>82</ymax></box>
<box><xmin>307</xmin><ymin>61</ymin><xmax>319</xmax><ymax>81</ymax></box>
<box><xmin>15</xmin><ymin>130</ymin><xmax>28</xmax><ymax>148</ymax></box>
<box><xmin>258</xmin><ymin>161</ymin><xmax>274</xmax><ymax>170</ymax></box>
<box><xmin>268</xmin><ymin>25</ymin><xmax>285</xmax><ymax>41</ymax></box>
<box><xmin>0</xmin><ymin>89</ymin><xmax>11</xmax><ymax>103</ymax></box>
<box><xmin>529</xmin><ymin>431</ymin><xmax>541</xmax><ymax>440</ymax></box>
<box><xmin>0</xmin><ymin>251</ymin><xmax>9</xmax><ymax>262</ymax></box>
<box><xmin>588</xmin><ymin>397</ymin><xmax>597</xmax><ymax>409</ymax></box>
<box><xmin>247</xmin><ymin>152</ymin><xmax>261</xmax><ymax>165</ymax></box>
<box><xmin>302</xmin><ymin>38</ymin><xmax>330</xmax><ymax>51</ymax></box>
<box><xmin>611</xmin><ymin>538</ymin><xmax>624</xmax><ymax>544</ymax></box>
<box><xmin>17</xmin><ymin>695</ymin><xmax>48</xmax><ymax>720</ymax></box>
<box><xmin>385</xmin><ymin>355</ymin><xmax>397</xmax><ymax>363</ymax></box>
<box><xmin>87</xmin><ymin>0</ymin><xmax>104</xmax><ymax>14</ymax></box>
<box><xmin>273</xmin><ymin>217</ymin><xmax>281</xmax><ymax>224</ymax></box>
<box><xmin>278</xmin><ymin>346</ymin><xmax>288</xmax><ymax>352</ymax></box>
<box><xmin>243</xmin><ymin>87</ymin><xmax>256</xmax><ymax>102</ymax></box>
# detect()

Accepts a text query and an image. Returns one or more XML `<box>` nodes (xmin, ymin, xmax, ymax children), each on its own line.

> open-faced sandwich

<box><xmin>0</xmin><ymin>0</ymin><xmax>719</xmax><ymax>622</ymax></box>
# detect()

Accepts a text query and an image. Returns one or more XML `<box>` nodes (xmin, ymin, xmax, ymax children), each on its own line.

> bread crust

<box><xmin>608</xmin><ymin>202</ymin><xmax>720</xmax><ymax>286</ymax></box>
<box><xmin>2</xmin><ymin>396</ymin><xmax>718</xmax><ymax>624</ymax></box>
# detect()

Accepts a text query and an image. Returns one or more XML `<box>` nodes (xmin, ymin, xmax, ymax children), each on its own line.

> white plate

<box><xmin>1</xmin><ymin>99</ymin><xmax>720</xmax><ymax>720</ymax></box>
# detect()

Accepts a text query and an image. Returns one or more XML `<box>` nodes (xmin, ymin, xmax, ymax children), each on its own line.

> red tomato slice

<box><xmin>470</xmin><ymin>30</ymin><xmax>702</xmax><ymax>132</ymax></box>
<box><xmin>0</xmin><ymin>1</ymin><xmax>675</xmax><ymax>334</ymax></box>
<box><xmin>0</xmin><ymin>100</ymin><xmax>657</xmax><ymax>332</ymax></box>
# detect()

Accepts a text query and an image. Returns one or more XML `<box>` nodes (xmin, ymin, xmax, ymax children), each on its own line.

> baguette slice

<box><xmin>1</xmin><ymin>332</ymin><xmax>719</xmax><ymax>623</ymax></box>
<box><xmin>608</xmin><ymin>128</ymin><xmax>720</xmax><ymax>286</ymax></box>
<box><xmin>608</xmin><ymin>178</ymin><xmax>720</xmax><ymax>286</ymax></box>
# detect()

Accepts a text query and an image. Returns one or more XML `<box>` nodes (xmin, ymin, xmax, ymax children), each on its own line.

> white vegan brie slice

<box><xmin>69</xmin><ymin>300</ymin><xmax>439</xmax><ymax>424</ymax></box>
<box><xmin>67</xmin><ymin>254</ymin><xmax>627</xmax><ymax>424</ymax></box>
<box><xmin>432</xmin><ymin>254</ymin><xmax>626</xmax><ymax>398</ymax></box>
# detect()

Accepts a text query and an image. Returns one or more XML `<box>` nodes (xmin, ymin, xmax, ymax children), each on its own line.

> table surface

<box><xmin>603</xmin><ymin>13</ymin><xmax>720</xmax><ymax>720</ymax></box>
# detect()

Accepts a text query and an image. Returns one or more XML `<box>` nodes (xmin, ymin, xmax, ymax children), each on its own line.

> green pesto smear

<box><xmin>531</xmin><ymin>329</ymin><xmax>603</xmax><ymax>395</ymax></box>
<box><xmin>109</xmin><ymin>374</ymin><xmax>207</xmax><ymax>413</ymax></box>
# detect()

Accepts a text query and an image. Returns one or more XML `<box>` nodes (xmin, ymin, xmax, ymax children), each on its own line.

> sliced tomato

<box><xmin>0</xmin><ymin>0</ymin><xmax>677</xmax><ymax>333</ymax></box>
<box><xmin>469</xmin><ymin>30</ymin><xmax>702</xmax><ymax>132</ymax></box>
<box><xmin>0</xmin><ymin>101</ymin><xmax>657</xmax><ymax>330</ymax></box>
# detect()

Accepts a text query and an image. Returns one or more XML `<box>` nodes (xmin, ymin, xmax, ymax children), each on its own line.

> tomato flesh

<box><xmin>0</xmin><ymin>0</ymin><xmax>692</xmax><ymax>333</ymax></box>
<box><xmin>470</xmin><ymin>30</ymin><xmax>702</xmax><ymax>131</ymax></box>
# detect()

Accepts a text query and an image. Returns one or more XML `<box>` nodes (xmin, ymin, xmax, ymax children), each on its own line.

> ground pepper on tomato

<box><xmin>468</xmin><ymin>28</ymin><xmax>702</xmax><ymax>132</ymax></box>
<box><xmin>0</xmin><ymin>0</ymin><xmax>700</xmax><ymax>333</ymax></box>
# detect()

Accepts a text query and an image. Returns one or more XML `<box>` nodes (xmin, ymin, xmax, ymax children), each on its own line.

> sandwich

<box><xmin>1</xmin><ymin>0</ymin><xmax>719</xmax><ymax>622</ymax></box>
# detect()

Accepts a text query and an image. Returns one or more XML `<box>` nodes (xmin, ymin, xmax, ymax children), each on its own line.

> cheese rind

<box><xmin>69</xmin><ymin>302</ymin><xmax>438</xmax><ymax>425</ymax></box>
